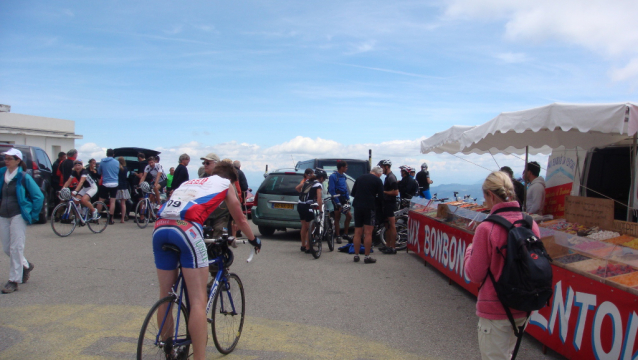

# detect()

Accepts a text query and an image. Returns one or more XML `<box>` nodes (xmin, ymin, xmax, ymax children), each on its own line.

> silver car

<box><xmin>251</xmin><ymin>169</ymin><xmax>355</xmax><ymax>236</ymax></box>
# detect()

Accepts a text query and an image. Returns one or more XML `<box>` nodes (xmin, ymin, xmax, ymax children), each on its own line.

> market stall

<box><xmin>412</xmin><ymin>102</ymin><xmax>638</xmax><ymax>360</ymax></box>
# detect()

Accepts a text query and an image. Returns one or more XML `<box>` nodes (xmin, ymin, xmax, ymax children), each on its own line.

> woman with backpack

<box><xmin>464</xmin><ymin>171</ymin><xmax>542</xmax><ymax>360</ymax></box>
<box><xmin>295</xmin><ymin>168</ymin><xmax>324</xmax><ymax>253</ymax></box>
<box><xmin>0</xmin><ymin>148</ymin><xmax>44</xmax><ymax>294</ymax></box>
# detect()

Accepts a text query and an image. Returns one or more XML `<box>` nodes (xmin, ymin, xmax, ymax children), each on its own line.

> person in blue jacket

<box><xmin>98</xmin><ymin>148</ymin><xmax>120</xmax><ymax>224</ymax></box>
<box><xmin>328</xmin><ymin>160</ymin><xmax>352</xmax><ymax>244</ymax></box>
<box><xmin>0</xmin><ymin>148</ymin><xmax>44</xmax><ymax>294</ymax></box>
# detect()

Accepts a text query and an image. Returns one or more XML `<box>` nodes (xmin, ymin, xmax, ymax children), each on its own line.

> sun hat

<box><xmin>200</xmin><ymin>153</ymin><xmax>220</xmax><ymax>162</ymax></box>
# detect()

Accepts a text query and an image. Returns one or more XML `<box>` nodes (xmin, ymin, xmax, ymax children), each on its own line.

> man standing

<box><xmin>328</xmin><ymin>160</ymin><xmax>352</xmax><ymax>244</ymax></box>
<box><xmin>416</xmin><ymin>162</ymin><xmax>433</xmax><ymax>199</ymax></box>
<box><xmin>135</xmin><ymin>153</ymin><xmax>148</xmax><ymax>186</ymax></box>
<box><xmin>378</xmin><ymin>159</ymin><xmax>398</xmax><ymax>255</ymax></box>
<box><xmin>350</xmin><ymin>166</ymin><xmax>384</xmax><ymax>264</ymax></box>
<box><xmin>398</xmin><ymin>166</ymin><xmax>419</xmax><ymax>201</ymax></box>
<box><xmin>59</xmin><ymin>149</ymin><xmax>78</xmax><ymax>189</ymax></box>
<box><xmin>233</xmin><ymin>160</ymin><xmax>249</xmax><ymax>237</ymax></box>
<box><xmin>51</xmin><ymin>151</ymin><xmax>66</xmax><ymax>205</ymax></box>
<box><xmin>140</xmin><ymin>156</ymin><xmax>167</xmax><ymax>209</ymax></box>
<box><xmin>500</xmin><ymin>166</ymin><xmax>525</xmax><ymax>208</ymax></box>
<box><xmin>523</xmin><ymin>161</ymin><xmax>546</xmax><ymax>215</ymax></box>
<box><xmin>171</xmin><ymin>154</ymin><xmax>190</xmax><ymax>195</ymax></box>
<box><xmin>98</xmin><ymin>149</ymin><xmax>120</xmax><ymax>224</ymax></box>
<box><xmin>166</xmin><ymin>167</ymin><xmax>174</xmax><ymax>195</ymax></box>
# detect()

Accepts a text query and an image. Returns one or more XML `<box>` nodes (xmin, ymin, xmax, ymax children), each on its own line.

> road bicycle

<box><xmin>137</xmin><ymin>229</ymin><xmax>256</xmax><ymax>359</ymax></box>
<box><xmin>135</xmin><ymin>186</ymin><xmax>158</xmax><ymax>229</ymax></box>
<box><xmin>308</xmin><ymin>195</ymin><xmax>337</xmax><ymax>259</ymax></box>
<box><xmin>376</xmin><ymin>198</ymin><xmax>410</xmax><ymax>251</ymax></box>
<box><xmin>51</xmin><ymin>190</ymin><xmax>109</xmax><ymax>237</ymax></box>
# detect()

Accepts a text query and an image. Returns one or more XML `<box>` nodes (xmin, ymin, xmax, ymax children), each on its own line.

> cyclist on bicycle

<box><xmin>152</xmin><ymin>161</ymin><xmax>261</xmax><ymax>360</ymax></box>
<box><xmin>62</xmin><ymin>159</ymin><xmax>100</xmax><ymax>220</ymax></box>
<box><xmin>140</xmin><ymin>156</ymin><xmax>167</xmax><ymax>209</ymax></box>
<box><xmin>295</xmin><ymin>168</ymin><xmax>327</xmax><ymax>253</ymax></box>
<box><xmin>327</xmin><ymin>160</ymin><xmax>352</xmax><ymax>244</ymax></box>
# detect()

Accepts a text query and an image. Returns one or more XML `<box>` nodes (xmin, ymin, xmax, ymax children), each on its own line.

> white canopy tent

<box><xmin>421</xmin><ymin>102</ymin><xmax>638</xmax><ymax>155</ymax></box>
<box><xmin>420</xmin><ymin>102</ymin><xmax>638</xmax><ymax>220</ymax></box>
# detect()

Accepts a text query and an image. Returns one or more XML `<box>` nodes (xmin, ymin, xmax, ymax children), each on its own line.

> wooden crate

<box><xmin>614</xmin><ymin>220</ymin><xmax>638</xmax><ymax>237</ymax></box>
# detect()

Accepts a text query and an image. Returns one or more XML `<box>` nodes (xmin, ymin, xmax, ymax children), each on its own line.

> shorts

<box><xmin>297</xmin><ymin>203</ymin><xmax>314</xmax><ymax>222</ymax></box>
<box><xmin>477</xmin><ymin>317</ymin><xmax>528</xmax><ymax>360</ymax></box>
<box><xmin>152</xmin><ymin>219</ymin><xmax>208</xmax><ymax>270</ymax></box>
<box><xmin>383</xmin><ymin>201</ymin><xmax>397</xmax><ymax>219</ymax></box>
<box><xmin>421</xmin><ymin>189</ymin><xmax>432</xmax><ymax>200</ymax></box>
<box><xmin>354</xmin><ymin>207</ymin><xmax>376</xmax><ymax>227</ymax></box>
<box><xmin>334</xmin><ymin>195</ymin><xmax>350</xmax><ymax>213</ymax></box>
<box><xmin>99</xmin><ymin>185</ymin><xmax>118</xmax><ymax>199</ymax></box>
<box><xmin>78</xmin><ymin>184</ymin><xmax>98</xmax><ymax>198</ymax></box>
<box><xmin>155</xmin><ymin>179</ymin><xmax>167</xmax><ymax>190</ymax></box>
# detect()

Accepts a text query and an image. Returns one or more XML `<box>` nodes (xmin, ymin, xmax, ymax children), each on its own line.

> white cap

<box><xmin>2</xmin><ymin>148</ymin><xmax>23</xmax><ymax>161</ymax></box>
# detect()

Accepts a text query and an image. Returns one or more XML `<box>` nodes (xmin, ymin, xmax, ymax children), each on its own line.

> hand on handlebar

<box><xmin>249</xmin><ymin>237</ymin><xmax>262</xmax><ymax>252</ymax></box>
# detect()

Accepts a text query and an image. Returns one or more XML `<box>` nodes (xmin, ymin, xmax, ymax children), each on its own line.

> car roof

<box><xmin>113</xmin><ymin>147</ymin><xmax>161</xmax><ymax>158</ymax></box>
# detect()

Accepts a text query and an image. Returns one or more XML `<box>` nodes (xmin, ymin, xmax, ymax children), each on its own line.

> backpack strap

<box><xmin>491</xmin><ymin>206</ymin><xmax>522</xmax><ymax>215</ymax></box>
<box><xmin>483</xmin><ymin>214</ymin><xmax>514</xmax><ymax>231</ymax></box>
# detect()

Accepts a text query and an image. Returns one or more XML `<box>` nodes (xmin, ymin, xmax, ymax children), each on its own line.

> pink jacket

<box><xmin>464</xmin><ymin>201</ymin><xmax>541</xmax><ymax>320</ymax></box>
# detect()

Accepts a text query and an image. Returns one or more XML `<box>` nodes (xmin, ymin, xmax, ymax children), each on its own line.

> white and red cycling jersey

<box><xmin>157</xmin><ymin>175</ymin><xmax>230</xmax><ymax>225</ymax></box>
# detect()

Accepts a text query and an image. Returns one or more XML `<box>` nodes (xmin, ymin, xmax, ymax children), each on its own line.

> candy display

<box><xmin>539</xmin><ymin>220</ymin><xmax>590</xmax><ymax>235</ymax></box>
<box><xmin>567</xmin><ymin>236</ymin><xmax>590</xmax><ymax>245</ymax></box>
<box><xmin>608</xmin><ymin>271</ymin><xmax>638</xmax><ymax>287</ymax></box>
<box><xmin>573</xmin><ymin>241</ymin><xmax>609</xmax><ymax>251</ymax></box>
<box><xmin>589</xmin><ymin>264</ymin><xmax>635</xmax><ymax>278</ymax></box>
<box><xmin>555</xmin><ymin>254</ymin><xmax>591</xmax><ymax>264</ymax></box>
<box><xmin>587</xmin><ymin>230</ymin><xmax>621</xmax><ymax>241</ymax></box>
<box><xmin>623</xmin><ymin>238</ymin><xmax>638</xmax><ymax>250</ymax></box>
<box><xmin>604</xmin><ymin>235</ymin><xmax>637</xmax><ymax>245</ymax></box>
<box><xmin>566</xmin><ymin>258</ymin><xmax>608</xmax><ymax>272</ymax></box>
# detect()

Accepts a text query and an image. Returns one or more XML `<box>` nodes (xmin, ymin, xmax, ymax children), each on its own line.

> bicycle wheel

<box><xmin>137</xmin><ymin>295</ymin><xmax>191</xmax><ymax>360</ymax></box>
<box><xmin>308</xmin><ymin>219</ymin><xmax>322</xmax><ymax>259</ymax></box>
<box><xmin>211</xmin><ymin>273</ymin><xmax>245</xmax><ymax>354</ymax></box>
<box><xmin>51</xmin><ymin>203</ymin><xmax>77</xmax><ymax>237</ymax></box>
<box><xmin>324</xmin><ymin>216</ymin><xmax>335</xmax><ymax>251</ymax></box>
<box><xmin>395</xmin><ymin>222</ymin><xmax>408</xmax><ymax>251</ymax></box>
<box><xmin>88</xmin><ymin>201</ymin><xmax>109</xmax><ymax>234</ymax></box>
<box><xmin>135</xmin><ymin>199</ymin><xmax>150</xmax><ymax>229</ymax></box>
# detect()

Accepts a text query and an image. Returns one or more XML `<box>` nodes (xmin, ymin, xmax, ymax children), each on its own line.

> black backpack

<box><xmin>298</xmin><ymin>180</ymin><xmax>317</xmax><ymax>202</ymax></box>
<box><xmin>483</xmin><ymin>207</ymin><xmax>553</xmax><ymax>359</ymax></box>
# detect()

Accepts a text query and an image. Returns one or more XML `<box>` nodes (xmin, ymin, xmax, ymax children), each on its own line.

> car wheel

<box><xmin>257</xmin><ymin>225</ymin><xmax>276</xmax><ymax>237</ymax></box>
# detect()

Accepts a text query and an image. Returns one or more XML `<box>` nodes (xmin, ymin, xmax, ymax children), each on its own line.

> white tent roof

<box><xmin>421</xmin><ymin>102</ymin><xmax>638</xmax><ymax>155</ymax></box>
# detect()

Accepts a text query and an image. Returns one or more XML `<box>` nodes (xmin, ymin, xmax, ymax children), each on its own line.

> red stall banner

<box><xmin>408</xmin><ymin>210</ymin><xmax>638</xmax><ymax>360</ymax></box>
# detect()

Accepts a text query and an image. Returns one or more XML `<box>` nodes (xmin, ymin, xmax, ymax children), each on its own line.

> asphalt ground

<box><xmin>0</xmin><ymin>217</ymin><xmax>566</xmax><ymax>359</ymax></box>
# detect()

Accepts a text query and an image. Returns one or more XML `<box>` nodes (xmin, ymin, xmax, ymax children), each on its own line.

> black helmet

<box><xmin>377</xmin><ymin>159</ymin><xmax>392</xmax><ymax>167</ymax></box>
<box><xmin>314</xmin><ymin>168</ymin><xmax>327</xmax><ymax>179</ymax></box>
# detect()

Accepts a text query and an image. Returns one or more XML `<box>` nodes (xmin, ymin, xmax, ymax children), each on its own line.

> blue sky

<box><xmin>2</xmin><ymin>0</ymin><xmax>637</xmax><ymax>188</ymax></box>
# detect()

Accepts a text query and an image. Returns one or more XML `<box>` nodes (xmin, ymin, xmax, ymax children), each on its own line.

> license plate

<box><xmin>273</xmin><ymin>203</ymin><xmax>294</xmax><ymax>210</ymax></box>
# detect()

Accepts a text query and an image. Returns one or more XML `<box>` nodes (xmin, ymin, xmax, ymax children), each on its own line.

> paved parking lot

<box><xmin>0</xmin><ymin>219</ymin><xmax>564</xmax><ymax>359</ymax></box>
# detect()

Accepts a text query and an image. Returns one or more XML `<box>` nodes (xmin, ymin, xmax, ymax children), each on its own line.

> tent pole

<box><xmin>523</xmin><ymin>146</ymin><xmax>529</xmax><ymax>211</ymax></box>
<box><xmin>629</xmin><ymin>133</ymin><xmax>637</xmax><ymax>222</ymax></box>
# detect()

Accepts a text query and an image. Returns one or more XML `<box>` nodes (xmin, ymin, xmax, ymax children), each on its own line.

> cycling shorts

<box><xmin>354</xmin><ymin>207</ymin><xmax>376</xmax><ymax>227</ymax></box>
<box><xmin>297</xmin><ymin>203</ymin><xmax>315</xmax><ymax>222</ymax></box>
<box><xmin>382</xmin><ymin>201</ymin><xmax>397</xmax><ymax>219</ymax></box>
<box><xmin>98</xmin><ymin>185</ymin><xmax>118</xmax><ymax>199</ymax></box>
<box><xmin>152</xmin><ymin>219</ymin><xmax>208</xmax><ymax>270</ymax></box>
<box><xmin>78</xmin><ymin>184</ymin><xmax>98</xmax><ymax>198</ymax></box>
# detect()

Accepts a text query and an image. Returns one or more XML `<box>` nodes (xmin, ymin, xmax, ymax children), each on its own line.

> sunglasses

<box><xmin>202</xmin><ymin>161</ymin><xmax>215</xmax><ymax>165</ymax></box>
<box><xmin>4</xmin><ymin>156</ymin><xmax>16</xmax><ymax>161</ymax></box>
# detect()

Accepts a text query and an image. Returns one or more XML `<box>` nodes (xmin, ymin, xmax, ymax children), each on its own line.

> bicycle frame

<box><xmin>139</xmin><ymin>193</ymin><xmax>157</xmax><ymax>219</ymax></box>
<box><xmin>61</xmin><ymin>199</ymin><xmax>88</xmax><ymax>225</ymax></box>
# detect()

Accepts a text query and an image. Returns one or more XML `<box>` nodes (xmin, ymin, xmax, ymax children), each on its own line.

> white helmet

<box><xmin>377</xmin><ymin>159</ymin><xmax>392</xmax><ymax>167</ymax></box>
<box><xmin>140</xmin><ymin>182</ymin><xmax>152</xmax><ymax>193</ymax></box>
<box><xmin>59</xmin><ymin>188</ymin><xmax>72</xmax><ymax>201</ymax></box>
<box><xmin>421</xmin><ymin>162</ymin><xmax>428</xmax><ymax>170</ymax></box>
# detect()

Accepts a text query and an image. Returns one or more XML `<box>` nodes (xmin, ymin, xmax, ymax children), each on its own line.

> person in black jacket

<box><xmin>398</xmin><ymin>166</ymin><xmax>419</xmax><ymax>201</ymax></box>
<box><xmin>500</xmin><ymin>166</ymin><xmax>525</xmax><ymax>208</ymax></box>
<box><xmin>350</xmin><ymin>166</ymin><xmax>385</xmax><ymax>264</ymax></box>
<box><xmin>51</xmin><ymin>152</ymin><xmax>66</xmax><ymax>204</ymax></box>
<box><xmin>170</xmin><ymin>154</ymin><xmax>190</xmax><ymax>197</ymax></box>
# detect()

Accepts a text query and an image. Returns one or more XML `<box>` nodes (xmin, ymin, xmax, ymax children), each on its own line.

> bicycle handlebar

<box><xmin>202</xmin><ymin>226</ymin><xmax>258</xmax><ymax>262</ymax></box>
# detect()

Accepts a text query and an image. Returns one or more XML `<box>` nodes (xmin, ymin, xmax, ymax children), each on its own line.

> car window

<box><xmin>259</xmin><ymin>174</ymin><xmax>303</xmax><ymax>196</ymax></box>
<box><xmin>35</xmin><ymin>148</ymin><xmax>52</xmax><ymax>171</ymax></box>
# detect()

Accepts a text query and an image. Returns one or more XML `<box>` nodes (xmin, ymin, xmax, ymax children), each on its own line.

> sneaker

<box><xmin>381</xmin><ymin>247</ymin><xmax>397</xmax><ymax>255</ymax></box>
<box><xmin>1</xmin><ymin>281</ymin><xmax>18</xmax><ymax>294</ymax></box>
<box><xmin>353</xmin><ymin>255</ymin><xmax>360</xmax><ymax>262</ymax></box>
<box><xmin>22</xmin><ymin>262</ymin><xmax>34</xmax><ymax>283</ymax></box>
<box><xmin>364</xmin><ymin>256</ymin><xmax>377</xmax><ymax>264</ymax></box>
<box><xmin>300</xmin><ymin>246</ymin><xmax>307</xmax><ymax>252</ymax></box>
<box><xmin>305</xmin><ymin>247</ymin><xmax>313</xmax><ymax>254</ymax></box>
<box><xmin>336</xmin><ymin>237</ymin><xmax>343</xmax><ymax>244</ymax></box>
<box><xmin>91</xmin><ymin>209</ymin><xmax>101</xmax><ymax>220</ymax></box>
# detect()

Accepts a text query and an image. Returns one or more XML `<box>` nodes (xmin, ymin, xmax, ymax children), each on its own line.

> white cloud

<box><xmin>610</xmin><ymin>58</ymin><xmax>638</xmax><ymax>82</ymax></box>
<box><xmin>443</xmin><ymin>0</ymin><xmax>638</xmax><ymax>81</ymax></box>
<box><xmin>76</xmin><ymin>143</ymin><xmax>106</xmax><ymax>163</ymax></box>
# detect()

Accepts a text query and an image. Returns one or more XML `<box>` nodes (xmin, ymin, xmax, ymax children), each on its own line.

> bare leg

<box><xmin>385</xmin><ymin>217</ymin><xmax>396</xmax><ymax>249</ymax></box>
<box><xmin>120</xmin><ymin>199</ymin><xmax>126</xmax><ymax>222</ymax></box>
<box><xmin>334</xmin><ymin>211</ymin><xmax>342</xmax><ymax>237</ymax></box>
<box><xmin>156</xmin><ymin>269</ymin><xmax>179</xmax><ymax>342</ymax></box>
<box><xmin>353</xmin><ymin>227</ymin><xmax>363</xmax><ymax>255</ymax></box>
<box><xmin>109</xmin><ymin>197</ymin><xmax>116</xmax><ymax>216</ymax></box>
<box><xmin>81</xmin><ymin>195</ymin><xmax>95</xmax><ymax>212</ymax></box>
<box><xmin>300</xmin><ymin>220</ymin><xmax>309</xmax><ymax>249</ymax></box>
<box><xmin>181</xmin><ymin>267</ymin><xmax>209</xmax><ymax>360</ymax></box>
<box><xmin>343</xmin><ymin>211</ymin><xmax>352</xmax><ymax>235</ymax></box>
<box><xmin>363</xmin><ymin>225</ymin><xmax>373</xmax><ymax>256</ymax></box>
